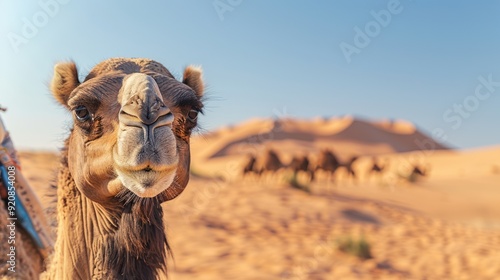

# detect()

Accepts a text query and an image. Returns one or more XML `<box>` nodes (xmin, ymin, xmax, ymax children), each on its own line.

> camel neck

<box><xmin>44</xmin><ymin>164</ymin><xmax>168</xmax><ymax>279</ymax></box>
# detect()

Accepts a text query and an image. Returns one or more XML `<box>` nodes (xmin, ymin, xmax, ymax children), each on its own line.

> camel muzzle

<box><xmin>119</xmin><ymin>73</ymin><xmax>173</xmax><ymax>143</ymax></box>
<box><xmin>114</xmin><ymin>73</ymin><xmax>179</xmax><ymax>197</ymax></box>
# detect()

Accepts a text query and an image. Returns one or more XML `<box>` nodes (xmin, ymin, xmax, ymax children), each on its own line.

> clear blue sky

<box><xmin>1</xmin><ymin>1</ymin><xmax>499</xmax><ymax>150</ymax></box>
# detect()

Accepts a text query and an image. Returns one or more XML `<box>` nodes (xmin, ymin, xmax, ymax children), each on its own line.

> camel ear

<box><xmin>182</xmin><ymin>65</ymin><xmax>204</xmax><ymax>100</ymax></box>
<box><xmin>51</xmin><ymin>62</ymin><xmax>80</xmax><ymax>108</ymax></box>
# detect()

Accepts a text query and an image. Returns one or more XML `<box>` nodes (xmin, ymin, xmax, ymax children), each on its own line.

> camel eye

<box><xmin>74</xmin><ymin>105</ymin><xmax>91</xmax><ymax>122</ymax></box>
<box><xmin>187</xmin><ymin>109</ymin><xmax>198</xmax><ymax>122</ymax></box>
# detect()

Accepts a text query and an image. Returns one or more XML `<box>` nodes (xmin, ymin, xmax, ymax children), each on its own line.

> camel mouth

<box><xmin>115</xmin><ymin>164</ymin><xmax>178</xmax><ymax>198</ymax></box>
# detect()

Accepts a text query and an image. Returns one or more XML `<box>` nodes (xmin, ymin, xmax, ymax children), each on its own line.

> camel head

<box><xmin>50</xmin><ymin>58</ymin><xmax>204</xmax><ymax>204</ymax></box>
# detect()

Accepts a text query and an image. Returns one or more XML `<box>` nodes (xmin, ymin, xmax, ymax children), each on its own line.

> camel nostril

<box><xmin>119</xmin><ymin>73</ymin><xmax>172</xmax><ymax>126</ymax></box>
<box><xmin>120</xmin><ymin>97</ymin><xmax>171</xmax><ymax>126</ymax></box>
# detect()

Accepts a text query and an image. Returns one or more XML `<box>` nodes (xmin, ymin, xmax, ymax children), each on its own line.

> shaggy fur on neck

<box><xmin>50</xmin><ymin>143</ymin><xmax>170</xmax><ymax>279</ymax></box>
<box><xmin>103</xmin><ymin>190</ymin><xmax>170</xmax><ymax>279</ymax></box>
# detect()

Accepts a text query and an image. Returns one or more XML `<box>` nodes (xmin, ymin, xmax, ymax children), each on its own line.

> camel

<box><xmin>314</xmin><ymin>149</ymin><xmax>341</xmax><ymax>180</ymax></box>
<box><xmin>315</xmin><ymin>150</ymin><xmax>358</xmax><ymax>183</ymax></box>
<box><xmin>0</xmin><ymin>176</ymin><xmax>46</xmax><ymax>280</ymax></box>
<box><xmin>0</xmin><ymin>202</ymin><xmax>43</xmax><ymax>280</ymax></box>
<box><xmin>242</xmin><ymin>154</ymin><xmax>260</xmax><ymax>177</ymax></box>
<box><xmin>41</xmin><ymin>58</ymin><xmax>204</xmax><ymax>279</ymax></box>
<box><xmin>0</xmin><ymin>115</ymin><xmax>55</xmax><ymax>280</ymax></box>
<box><xmin>408</xmin><ymin>164</ymin><xmax>428</xmax><ymax>181</ymax></box>
<box><xmin>396</xmin><ymin>161</ymin><xmax>429</xmax><ymax>184</ymax></box>
<box><xmin>339</xmin><ymin>156</ymin><xmax>359</xmax><ymax>181</ymax></box>
<box><xmin>258</xmin><ymin>149</ymin><xmax>286</xmax><ymax>180</ymax></box>
<box><xmin>411</xmin><ymin>165</ymin><xmax>426</xmax><ymax>176</ymax></box>
<box><xmin>367</xmin><ymin>157</ymin><xmax>388</xmax><ymax>181</ymax></box>
<box><xmin>288</xmin><ymin>155</ymin><xmax>315</xmax><ymax>181</ymax></box>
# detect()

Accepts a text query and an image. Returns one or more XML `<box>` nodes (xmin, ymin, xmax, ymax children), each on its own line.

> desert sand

<box><xmin>18</xmin><ymin>117</ymin><xmax>500</xmax><ymax>279</ymax></box>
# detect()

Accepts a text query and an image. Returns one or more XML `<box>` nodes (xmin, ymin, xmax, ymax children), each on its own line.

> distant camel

<box><xmin>315</xmin><ymin>150</ymin><xmax>358</xmax><ymax>182</ymax></box>
<box><xmin>367</xmin><ymin>157</ymin><xmax>387</xmax><ymax>180</ymax></box>
<box><xmin>315</xmin><ymin>149</ymin><xmax>341</xmax><ymax>180</ymax></box>
<box><xmin>398</xmin><ymin>162</ymin><xmax>429</xmax><ymax>183</ymax></box>
<box><xmin>259</xmin><ymin>149</ymin><xmax>286</xmax><ymax>179</ymax></box>
<box><xmin>339</xmin><ymin>156</ymin><xmax>359</xmax><ymax>181</ymax></box>
<box><xmin>242</xmin><ymin>154</ymin><xmax>260</xmax><ymax>177</ymax></box>
<box><xmin>410</xmin><ymin>164</ymin><xmax>427</xmax><ymax>177</ymax></box>
<box><xmin>289</xmin><ymin>155</ymin><xmax>315</xmax><ymax>181</ymax></box>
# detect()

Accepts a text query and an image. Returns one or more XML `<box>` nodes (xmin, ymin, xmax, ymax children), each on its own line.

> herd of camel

<box><xmin>242</xmin><ymin>149</ymin><xmax>428</xmax><ymax>183</ymax></box>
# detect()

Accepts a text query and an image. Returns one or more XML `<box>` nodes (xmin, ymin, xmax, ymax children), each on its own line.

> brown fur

<box><xmin>260</xmin><ymin>149</ymin><xmax>286</xmax><ymax>174</ymax></box>
<box><xmin>315</xmin><ymin>149</ymin><xmax>341</xmax><ymax>176</ymax></box>
<box><xmin>182</xmin><ymin>66</ymin><xmax>204</xmax><ymax>99</ymax></box>
<box><xmin>242</xmin><ymin>155</ymin><xmax>258</xmax><ymax>176</ymax></box>
<box><xmin>367</xmin><ymin>157</ymin><xmax>387</xmax><ymax>180</ymax></box>
<box><xmin>339</xmin><ymin>156</ymin><xmax>359</xmax><ymax>180</ymax></box>
<box><xmin>0</xmin><ymin>200</ymin><xmax>44</xmax><ymax>279</ymax></box>
<box><xmin>103</xmin><ymin>191</ymin><xmax>169</xmax><ymax>279</ymax></box>
<box><xmin>43</xmin><ymin>58</ymin><xmax>204</xmax><ymax>279</ymax></box>
<box><xmin>50</xmin><ymin>62</ymin><xmax>80</xmax><ymax>107</ymax></box>
<box><xmin>315</xmin><ymin>150</ymin><xmax>358</xmax><ymax>181</ymax></box>
<box><xmin>289</xmin><ymin>155</ymin><xmax>315</xmax><ymax>181</ymax></box>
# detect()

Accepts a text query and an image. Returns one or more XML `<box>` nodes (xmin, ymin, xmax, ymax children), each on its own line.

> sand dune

<box><xmin>192</xmin><ymin>116</ymin><xmax>448</xmax><ymax>162</ymax></box>
<box><xmin>191</xmin><ymin>117</ymin><xmax>450</xmax><ymax>180</ymax></box>
<box><xmin>14</xmin><ymin>117</ymin><xmax>500</xmax><ymax>280</ymax></box>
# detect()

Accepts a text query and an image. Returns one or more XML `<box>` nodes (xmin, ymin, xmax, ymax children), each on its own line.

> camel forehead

<box><xmin>68</xmin><ymin>73</ymin><xmax>199</xmax><ymax>112</ymax></box>
<box><xmin>80</xmin><ymin>58</ymin><xmax>198</xmax><ymax>104</ymax></box>
<box><xmin>84</xmin><ymin>58</ymin><xmax>173</xmax><ymax>81</ymax></box>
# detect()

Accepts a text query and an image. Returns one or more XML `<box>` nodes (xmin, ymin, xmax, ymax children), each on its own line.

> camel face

<box><xmin>51</xmin><ymin>58</ymin><xmax>204</xmax><ymax>202</ymax></box>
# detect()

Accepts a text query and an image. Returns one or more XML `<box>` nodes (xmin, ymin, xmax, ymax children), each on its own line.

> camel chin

<box><xmin>115</xmin><ymin>167</ymin><xmax>177</xmax><ymax>198</ymax></box>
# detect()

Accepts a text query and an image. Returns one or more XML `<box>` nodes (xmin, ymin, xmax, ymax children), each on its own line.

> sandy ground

<box><xmin>15</xmin><ymin>118</ymin><xmax>500</xmax><ymax>279</ymax></box>
<box><xmin>16</xmin><ymin>145</ymin><xmax>500</xmax><ymax>280</ymax></box>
